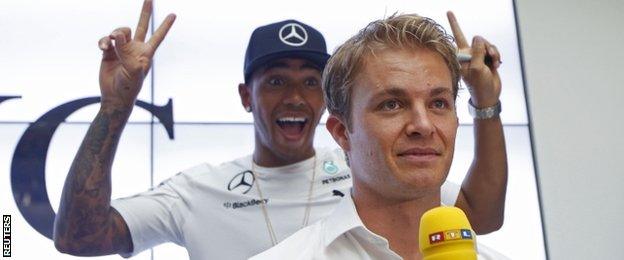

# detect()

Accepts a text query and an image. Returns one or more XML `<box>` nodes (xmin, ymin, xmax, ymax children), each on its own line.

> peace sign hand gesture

<box><xmin>98</xmin><ymin>0</ymin><xmax>175</xmax><ymax>110</ymax></box>
<box><xmin>447</xmin><ymin>11</ymin><xmax>501</xmax><ymax>108</ymax></box>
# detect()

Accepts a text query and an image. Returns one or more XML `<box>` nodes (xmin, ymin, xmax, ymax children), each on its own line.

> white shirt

<box><xmin>111</xmin><ymin>148</ymin><xmax>461</xmax><ymax>260</ymax></box>
<box><xmin>250</xmin><ymin>194</ymin><xmax>510</xmax><ymax>260</ymax></box>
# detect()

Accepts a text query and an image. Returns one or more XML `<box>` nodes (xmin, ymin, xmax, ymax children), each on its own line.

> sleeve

<box><xmin>110</xmin><ymin>173</ymin><xmax>187</xmax><ymax>258</ymax></box>
<box><xmin>440</xmin><ymin>180</ymin><xmax>461</xmax><ymax>206</ymax></box>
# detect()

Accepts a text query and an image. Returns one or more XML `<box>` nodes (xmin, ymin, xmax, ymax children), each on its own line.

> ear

<box><xmin>238</xmin><ymin>83</ymin><xmax>251</xmax><ymax>111</ymax></box>
<box><xmin>326</xmin><ymin>115</ymin><xmax>350</xmax><ymax>152</ymax></box>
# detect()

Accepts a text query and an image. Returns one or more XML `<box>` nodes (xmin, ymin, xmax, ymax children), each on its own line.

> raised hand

<box><xmin>54</xmin><ymin>2</ymin><xmax>176</xmax><ymax>255</ymax></box>
<box><xmin>98</xmin><ymin>0</ymin><xmax>175</xmax><ymax>109</ymax></box>
<box><xmin>445</xmin><ymin>12</ymin><xmax>508</xmax><ymax>235</ymax></box>
<box><xmin>447</xmin><ymin>11</ymin><xmax>501</xmax><ymax>108</ymax></box>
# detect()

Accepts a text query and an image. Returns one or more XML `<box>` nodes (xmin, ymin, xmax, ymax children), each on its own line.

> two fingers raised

<box><xmin>98</xmin><ymin>0</ymin><xmax>175</xmax><ymax>55</ymax></box>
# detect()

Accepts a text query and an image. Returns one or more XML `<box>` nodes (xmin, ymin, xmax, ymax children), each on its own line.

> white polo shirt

<box><xmin>250</xmin><ymin>194</ymin><xmax>509</xmax><ymax>260</ymax></box>
<box><xmin>111</xmin><ymin>147</ymin><xmax>461</xmax><ymax>260</ymax></box>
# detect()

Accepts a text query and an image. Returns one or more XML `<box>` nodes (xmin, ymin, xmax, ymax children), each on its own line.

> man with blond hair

<box><xmin>251</xmin><ymin>13</ymin><xmax>508</xmax><ymax>260</ymax></box>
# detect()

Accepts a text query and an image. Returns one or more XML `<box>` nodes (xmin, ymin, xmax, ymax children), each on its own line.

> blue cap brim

<box><xmin>244</xmin><ymin>50</ymin><xmax>330</xmax><ymax>82</ymax></box>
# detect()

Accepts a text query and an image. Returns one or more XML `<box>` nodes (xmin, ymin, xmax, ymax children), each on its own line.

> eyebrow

<box><xmin>373</xmin><ymin>87</ymin><xmax>408</xmax><ymax>99</ymax></box>
<box><xmin>430</xmin><ymin>87</ymin><xmax>453</xmax><ymax>96</ymax></box>
<box><xmin>371</xmin><ymin>86</ymin><xmax>453</xmax><ymax>99</ymax></box>
<box><xmin>300</xmin><ymin>61</ymin><xmax>321</xmax><ymax>71</ymax></box>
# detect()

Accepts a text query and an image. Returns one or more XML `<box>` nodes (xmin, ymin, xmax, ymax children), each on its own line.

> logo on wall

<box><xmin>227</xmin><ymin>170</ymin><xmax>255</xmax><ymax>194</ymax></box>
<box><xmin>3</xmin><ymin>95</ymin><xmax>174</xmax><ymax>239</ymax></box>
<box><xmin>279</xmin><ymin>23</ymin><xmax>308</xmax><ymax>46</ymax></box>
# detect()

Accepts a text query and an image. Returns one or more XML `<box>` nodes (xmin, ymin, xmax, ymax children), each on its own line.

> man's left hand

<box><xmin>447</xmin><ymin>11</ymin><xmax>502</xmax><ymax>108</ymax></box>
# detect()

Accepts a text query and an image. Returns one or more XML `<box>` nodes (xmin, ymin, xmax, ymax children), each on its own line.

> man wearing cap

<box><xmin>53</xmin><ymin>1</ymin><xmax>507</xmax><ymax>259</ymax></box>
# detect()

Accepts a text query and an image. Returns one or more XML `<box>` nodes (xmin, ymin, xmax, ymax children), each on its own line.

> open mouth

<box><xmin>276</xmin><ymin>117</ymin><xmax>308</xmax><ymax>139</ymax></box>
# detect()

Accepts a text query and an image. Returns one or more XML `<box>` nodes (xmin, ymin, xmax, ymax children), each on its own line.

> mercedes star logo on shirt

<box><xmin>227</xmin><ymin>170</ymin><xmax>255</xmax><ymax>194</ymax></box>
<box><xmin>279</xmin><ymin>23</ymin><xmax>308</xmax><ymax>46</ymax></box>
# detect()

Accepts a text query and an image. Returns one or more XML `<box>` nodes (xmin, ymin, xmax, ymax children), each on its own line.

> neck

<box><xmin>253</xmin><ymin>139</ymin><xmax>315</xmax><ymax>167</ymax></box>
<box><xmin>352</xmin><ymin>182</ymin><xmax>440</xmax><ymax>260</ymax></box>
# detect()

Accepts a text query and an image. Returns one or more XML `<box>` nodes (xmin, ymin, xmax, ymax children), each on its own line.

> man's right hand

<box><xmin>98</xmin><ymin>0</ymin><xmax>175</xmax><ymax>110</ymax></box>
<box><xmin>54</xmin><ymin>0</ymin><xmax>175</xmax><ymax>256</ymax></box>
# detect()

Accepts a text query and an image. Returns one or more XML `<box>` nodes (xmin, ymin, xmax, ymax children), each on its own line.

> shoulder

<box><xmin>319</xmin><ymin>147</ymin><xmax>347</xmax><ymax>162</ymax></box>
<box><xmin>150</xmin><ymin>155</ymin><xmax>253</xmax><ymax>196</ymax></box>
<box><xmin>179</xmin><ymin>155</ymin><xmax>251</xmax><ymax>179</ymax></box>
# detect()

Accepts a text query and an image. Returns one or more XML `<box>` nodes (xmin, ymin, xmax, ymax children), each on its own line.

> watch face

<box><xmin>469</xmin><ymin>101</ymin><xmax>501</xmax><ymax>119</ymax></box>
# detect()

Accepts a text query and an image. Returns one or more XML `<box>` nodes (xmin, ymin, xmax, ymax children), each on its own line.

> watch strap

<box><xmin>468</xmin><ymin>99</ymin><xmax>501</xmax><ymax>119</ymax></box>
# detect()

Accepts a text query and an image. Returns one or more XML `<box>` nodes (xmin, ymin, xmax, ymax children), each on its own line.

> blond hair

<box><xmin>323</xmin><ymin>14</ymin><xmax>460</xmax><ymax>128</ymax></box>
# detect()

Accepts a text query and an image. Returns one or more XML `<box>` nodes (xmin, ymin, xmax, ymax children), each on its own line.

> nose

<box><xmin>282</xmin><ymin>84</ymin><xmax>306</xmax><ymax>108</ymax></box>
<box><xmin>405</xmin><ymin>105</ymin><xmax>435</xmax><ymax>137</ymax></box>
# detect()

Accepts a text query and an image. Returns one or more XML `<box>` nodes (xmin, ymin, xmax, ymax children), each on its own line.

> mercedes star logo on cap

<box><xmin>279</xmin><ymin>23</ymin><xmax>308</xmax><ymax>46</ymax></box>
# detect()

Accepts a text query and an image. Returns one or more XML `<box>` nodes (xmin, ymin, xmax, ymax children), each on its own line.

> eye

<box><xmin>268</xmin><ymin>77</ymin><xmax>285</xmax><ymax>86</ymax></box>
<box><xmin>431</xmin><ymin>99</ymin><xmax>450</xmax><ymax>110</ymax></box>
<box><xmin>380</xmin><ymin>99</ymin><xmax>402</xmax><ymax>111</ymax></box>
<box><xmin>304</xmin><ymin>78</ymin><xmax>320</xmax><ymax>88</ymax></box>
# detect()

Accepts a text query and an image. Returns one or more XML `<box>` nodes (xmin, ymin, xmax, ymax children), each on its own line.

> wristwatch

<box><xmin>468</xmin><ymin>99</ymin><xmax>501</xmax><ymax>119</ymax></box>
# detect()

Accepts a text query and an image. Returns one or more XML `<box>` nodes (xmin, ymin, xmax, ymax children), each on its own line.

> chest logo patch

<box><xmin>227</xmin><ymin>170</ymin><xmax>255</xmax><ymax>194</ymax></box>
<box><xmin>323</xmin><ymin>160</ymin><xmax>339</xmax><ymax>175</ymax></box>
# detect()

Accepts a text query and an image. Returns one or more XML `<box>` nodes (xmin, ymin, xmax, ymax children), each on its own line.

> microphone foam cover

<box><xmin>419</xmin><ymin>206</ymin><xmax>477</xmax><ymax>260</ymax></box>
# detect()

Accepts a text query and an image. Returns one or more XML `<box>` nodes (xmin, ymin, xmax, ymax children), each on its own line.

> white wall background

<box><xmin>515</xmin><ymin>0</ymin><xmax>624</xmax><ymax>259</ymax></box>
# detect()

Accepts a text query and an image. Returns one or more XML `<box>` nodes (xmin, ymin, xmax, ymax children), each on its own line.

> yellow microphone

<box><xmin>419</xmin><ymin>206</ymin><xmax>477</xmax><ymax>260</ymax></box>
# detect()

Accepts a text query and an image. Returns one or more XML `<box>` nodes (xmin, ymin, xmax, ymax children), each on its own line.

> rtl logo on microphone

<box><xmin>428</xmin><ymin>229</ymin><xmax>473</xmax><ymax>245</ymax></box>
<box><xmin>2</xmin><ymin>215</ymin><xmax>10</xmax><ymax>257</ymax></box>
